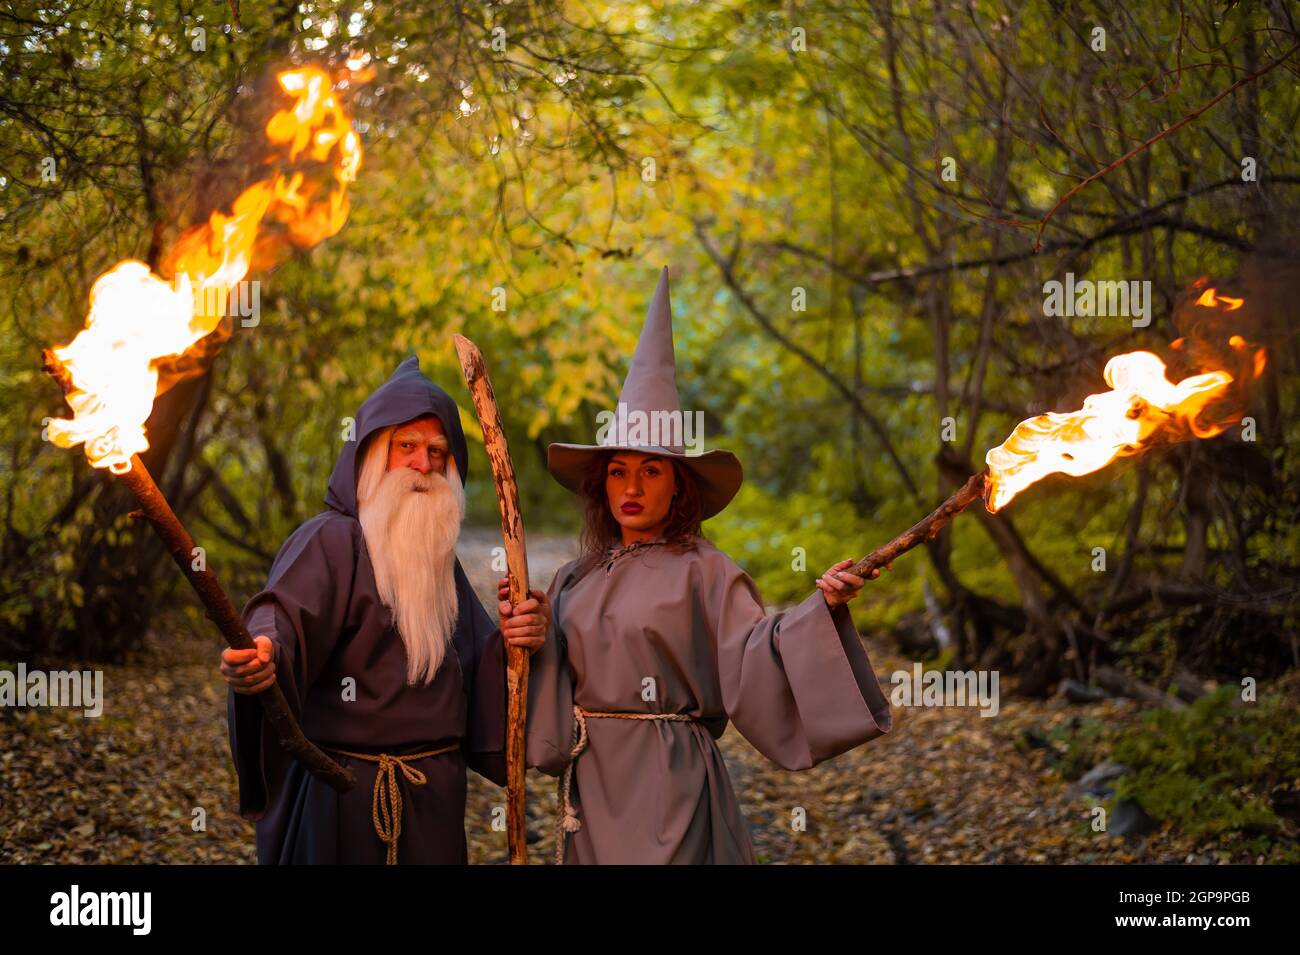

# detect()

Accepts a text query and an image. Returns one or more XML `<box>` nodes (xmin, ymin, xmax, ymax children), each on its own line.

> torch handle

<box><xmin>849</xmin><ymin>470</ymin><xmax>989</xmax><ymax>577</ymax></box>
<box><xmin>43</xmin><ymin>348</ymin><xmax>352</xmax><ymax>793</ymax></box>
<box><xmin>118</xmin><ymin>456</ymin><xmax>355</xmax><ymax>794</ymax></box>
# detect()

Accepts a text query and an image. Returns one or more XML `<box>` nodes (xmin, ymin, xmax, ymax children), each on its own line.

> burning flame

<box><xmin>47</xmin><ymin>67</ymin><xmax>362</xmax><ymax>473</ymax></box>
<box><xmin>984</xmin><ymin>288</ymin><xmax>1264</xmax><ymax>512</ymax></box>
<box><xmin>1195</xmin><ymin>287</ymin><xmax>1243</xmax><ymax>311</ymax></box>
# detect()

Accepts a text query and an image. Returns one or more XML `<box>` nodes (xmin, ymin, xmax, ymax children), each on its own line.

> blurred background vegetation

<box><xmin>2</xmin><ymin>0</ymin><xmax>1298</xmax><ymax>708</ymax></box>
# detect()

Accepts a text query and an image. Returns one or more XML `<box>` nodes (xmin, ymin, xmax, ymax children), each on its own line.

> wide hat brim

<box><xmin>547</xmin><ymin>442</ymin><xmax>743</xmax><ymax>520</ymax></box>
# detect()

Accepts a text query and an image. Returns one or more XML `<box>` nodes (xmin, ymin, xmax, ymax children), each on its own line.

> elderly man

<box><xmin>221</xmin><ymin>355</ymin><xmax>548</xmax><ymax>864</ymax></box>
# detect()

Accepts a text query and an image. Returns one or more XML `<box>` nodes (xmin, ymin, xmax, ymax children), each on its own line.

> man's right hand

<box><xmin>497</xmin><ymin>576</ymin><xmax>549</xmax><ymax>655</ymax></box>
<box><xmin>221</xmin><ymin>634</ymin><xmax>276</xmax><ymax>695</ymax></box>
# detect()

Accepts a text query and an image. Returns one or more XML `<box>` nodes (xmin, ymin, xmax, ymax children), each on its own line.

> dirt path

<box><xmin>1</xmin><ymin>530</ymin><xmax>1204</xmax><ymax>864</ymax></box>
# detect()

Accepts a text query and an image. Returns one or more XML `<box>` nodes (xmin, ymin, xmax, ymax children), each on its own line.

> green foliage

<box><xmin>1042</xmin><ymin>716</ymin><xmax>1111</xmax><ymax>783</ymax></box>
<box><xmin>1057</xmin><ymin>686</ymin><xmax>1300</xmax><ymax>858</ymax></box>
<box><xmin>2</xmin><ymin>1</ymin><xmax>1298</xmax><ymax>672</ymax></box>
<box><xmin>1110</xmin><ymin>687</ymin><xmax>1300</xmax><ymax>840</ymax></box>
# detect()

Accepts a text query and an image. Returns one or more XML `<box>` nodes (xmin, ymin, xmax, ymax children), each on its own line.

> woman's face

<box><xmin>605</xmin><ymin>451</ymin><xmax>676</xmax><ymax>538</ymax></box>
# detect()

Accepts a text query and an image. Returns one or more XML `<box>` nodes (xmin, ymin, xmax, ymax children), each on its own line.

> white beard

<box><xmin>356</xmin><ymin>438</ymin><xmax>464</xmax><ymax>686</ymax></box>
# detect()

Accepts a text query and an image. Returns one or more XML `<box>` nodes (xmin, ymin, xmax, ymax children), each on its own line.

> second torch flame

<box><xmin>983</xmin><ymin>288</ymin><xmax>1265</xmax><ymax>512</ymax></box>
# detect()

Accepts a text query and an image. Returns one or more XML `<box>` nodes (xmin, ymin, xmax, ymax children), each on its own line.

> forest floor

<box><xmin>0</xmin><ymin>529</ymin><xmax>1270</xmax><ymax>864</ymax></box>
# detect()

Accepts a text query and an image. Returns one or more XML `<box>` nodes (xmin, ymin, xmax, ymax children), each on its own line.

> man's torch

<box><xmin>39</xmin><ymin>66</ymin><xmax>368</xmax><ymax>797</ymax></box>
<box><xmin>42</xmin><ymin>347</ymin><xmax>354</xmax><ymax>792</ymax></box>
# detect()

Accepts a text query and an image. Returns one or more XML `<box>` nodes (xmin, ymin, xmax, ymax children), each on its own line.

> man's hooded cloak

<box><xmin>227</xmin><ymin>356</ymin><xmax>506</xmax><ymax>864</ymax></box>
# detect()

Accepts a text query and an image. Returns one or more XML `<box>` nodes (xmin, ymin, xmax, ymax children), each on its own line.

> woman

<box><xmin>510</xmin><ymin>267</ymin><xmax>894</xmax><ymax>864</ymax></box>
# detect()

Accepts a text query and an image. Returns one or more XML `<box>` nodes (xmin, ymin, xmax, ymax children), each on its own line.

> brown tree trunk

<box><xmin>1180</xmin><ymin>448</ymin><xmax>1212</xmax><ymax>581</ymax></box>
<box><xmin>972</xmin><ymin>507</ymin><xmax>1064</xmax><ymax>697</ymax></box>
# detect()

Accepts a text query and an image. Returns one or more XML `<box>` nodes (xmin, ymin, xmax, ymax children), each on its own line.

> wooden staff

<box><xmin>849</xmin><ymin>470</ymin><xmax>989</xmax><ymax>577</ymax></box>
<box><xmin>453</xmin><ymin>334</ymin><xmax>531</xmax><ymax>865</ymax></box>
<box><xmin>43</xmin><ymin>349</ymin><xmax>354</xmax><ymax>795</ymax></box>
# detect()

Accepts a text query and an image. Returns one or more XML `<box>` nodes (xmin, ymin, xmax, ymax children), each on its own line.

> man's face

<box><xmin>387</xmin><ymin>416</ymin><xmax>448</xmax><ymax>476</ymax></box>
<box><xmin>359</xmin><ymin>413</ymin><xmax>464</xmax><ymax>686</ymax></box>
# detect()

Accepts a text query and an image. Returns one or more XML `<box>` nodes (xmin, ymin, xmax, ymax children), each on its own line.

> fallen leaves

<box><xmin>3</xmin><ymin>531</ymin><xmax>1287</xmax><ymax>864</ymax></box>
<box><xmin>0</xmin><ymin>631</ymin><xmax>257</xmax><ymax>864</ymax></box>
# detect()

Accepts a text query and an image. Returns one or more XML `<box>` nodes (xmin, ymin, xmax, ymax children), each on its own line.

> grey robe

<box><xmin>526</xmin><ymin>538</ymin><xmax>893</xmax><ymax>864</ymax></box>
<box><xmin>227</xmin><ymin>356</ymin><xmax>507</xmax><ymax>864</ymax></box>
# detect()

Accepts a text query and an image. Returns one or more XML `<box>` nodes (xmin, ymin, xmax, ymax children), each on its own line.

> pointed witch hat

<box><xmin>547</xmin><ymin>266</ymin><xmax>743</xmax><ymax>520</ymax></box>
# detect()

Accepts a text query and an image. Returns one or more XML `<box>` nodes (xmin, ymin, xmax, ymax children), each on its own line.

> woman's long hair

<box><xmin>574</xmin><ymin>449</ymin><xmax>705</xmax><ymax>578</ymax></box>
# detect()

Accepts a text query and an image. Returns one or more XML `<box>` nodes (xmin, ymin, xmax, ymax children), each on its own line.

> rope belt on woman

<box><xmin>556</xmin><ymin>705</ymin><xmax>698</xmax><ymax>864</ymax></box>
<box><xmin>329</xmin><ymin>743</ymin><xmax>459</xmax><ymax>865</ymax></box>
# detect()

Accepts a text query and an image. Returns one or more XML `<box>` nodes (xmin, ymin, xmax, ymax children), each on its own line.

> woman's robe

<box><xmin>526</xmin><ymin>538</ymin><xmax>893</xmax><ymax>864</ymax></box>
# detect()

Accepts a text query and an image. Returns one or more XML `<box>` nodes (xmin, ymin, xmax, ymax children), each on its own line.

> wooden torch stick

<box><xmin>453</xmin><ymin>334</ymin><xmax>531</xmax><ymax>865</ymax></box>
<box><xmin>849</xmin><ymin>470</ymin><xmax>990</xmax><ymax>577</ymax></box>
<box><xmin>43</xmin><ymin>349</ymin><xmax>355</xmax><ymax>795</ymax></box>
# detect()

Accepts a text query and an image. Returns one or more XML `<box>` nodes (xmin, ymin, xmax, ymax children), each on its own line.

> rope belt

<box><xmin>556</xmin><ymin>705</ymin><xmax>698</xmax><ymax>864</ymax></box>
<box><xmin>329</xmin><ymin>744</ymin><xmax>459</xmax><ymax>865</ymax></box>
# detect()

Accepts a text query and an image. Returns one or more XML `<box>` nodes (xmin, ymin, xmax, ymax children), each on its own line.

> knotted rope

<box><xmin>330</xmin><ymin>744</ymin><xmax>459</xmax><ymax>864</ymax></box>
<box><xmin>555</xmin><ymin>705</ymin><xmax>696</xmax><ymax>864</ymax></box>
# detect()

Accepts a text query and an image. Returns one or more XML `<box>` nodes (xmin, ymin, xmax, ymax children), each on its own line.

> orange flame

<box><xmin>47</xmin><ymin>67</ymin><xmax>362</xmax><ymax>473</ymax></box>
<box><xmin>984</xmin><ymin>288</ymin><xmax>1262</xmax><ymax>512</ymax></box>
<box><xmin>1195</xmin><ymin>287</ymin><xmax>1243</xmax><ymax>311</ymax></box>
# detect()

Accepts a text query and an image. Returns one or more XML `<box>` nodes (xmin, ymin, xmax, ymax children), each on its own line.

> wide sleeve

<box><xmin>460</xmin><ymin>561</ymin><xmax>508</xmax><ymax>787</ymax></box>
<box><xmin>226</xmin><ymin>515</ymin><xmax>356</xmax><ymax>819</ymax></box>
<box><xmin>710</xmin><ymin>551</ymin><xmax>893</xmax><ymax>771</ymax></box>
<box><xmin>524</xmin><ymin>562</ymin><xmax>579</xmax><ymax>778</ymax></box>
